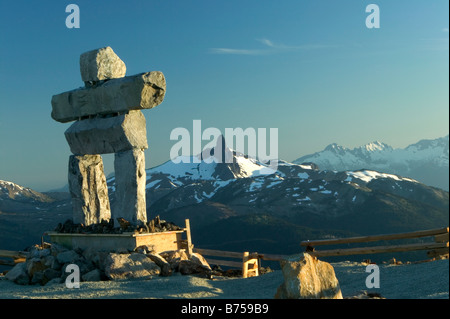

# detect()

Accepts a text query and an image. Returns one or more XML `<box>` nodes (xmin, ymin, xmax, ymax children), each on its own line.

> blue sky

<box><xmin>0</xmin><ymin>0</ymin><xmax>448</xmax><ymax>191</ymax></box>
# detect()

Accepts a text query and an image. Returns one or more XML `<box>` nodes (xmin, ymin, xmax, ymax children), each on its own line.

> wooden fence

<box><xmin>193</xmin><ymin>248</ymin><xmax>288</xmax><ymax>278</ymax></box>
<box><xmin>300</xmin><ymin>227</ymin><xmax>449</xmax><ymax>258</ymax></box>
<box><xmin>3</xmin><ymin>226</ymin><xmax>447</xmax><ymax>279</ymax></box>
<box><xmin>0</xmin><ymin>250</ymin><xmax>27</xmax><ymax>266</ymax></box>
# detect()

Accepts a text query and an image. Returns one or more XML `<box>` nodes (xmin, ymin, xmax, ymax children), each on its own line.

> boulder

<box><xmin>190</xmin><ymin>253</ymin><xmax>211</xmax><ymax>269</ymax></box>
<box><xmin>26</xmin><ymin>245</ymin><xmax>51</xmax><ymax>259</ymax></box>
<box><xmin>56</xmin><ymin>250</ymin><xmax>81</xmax><ymax>264</ymax></box>
<box><xmin>147</xmin><ymin>252</ymin><xmax>172</xmax><ymax>276</ymax></box>
<box><xmin>68</xmin><ymin>154</ymin><xmax>111</xmax><ymax>226</ymax></box>
<box><xmin>135</xmin><ymin>245</ymin><xmax>154</xmax><ymax>255</ymax></box>
<box><xmin>160</xmin><ymin>250</ymin><xmax>189</xmax><ymax>271</ymax></box>
<box><xmin>5</xmin><ymin>263</ymin><xmax>30</xmax><ymax>285</ymax></box>
<box><xmin>274</xmin><ymin>253</ymin><xmax>343</xmax><ymax>299</ymax></box>
<box><xmin>64</xmin><ymin>110</ymin><xmax>148</xmax><ymax>155</ymax></box>
<box><xmin>41</xmin><ymin>255</ymin><xmax>55</xmax><ymax>268</ymax></box>
<box><xmin>43</xmin><ymin>268</ymin><xmax>62</xmax><ymax>284</ymax></box>
<box><xmin>26</xmin><ymin>258</ymin><xmax>49</xmax><ymax>278</ymax></box>
<box><xmin>80</xmin><ymin>46</ymin><xmax>126</xmax><ymax>82</ymax></box>
<box><xmin>82</xmin><ymin>247</ymin><xmax>109</xmax><ymax>270</ymax></box>
<box><xmin>346</xmin><ymin>291</ymin><xmax>385</xmax><ymax>299</ymax></box>
<box><xmin>104</xmin><ymin>253</ymin><xmax>160</xmax><ymax>280</ymax></box>
<box><xmin>30</xmin><ymin>271</ymin><xmax>45</xmax><ymax>285</ymax></box>
<box><xmin>78</xmin><ymin>259</ymin><xmax>96</xmax><ymax>276</ymax></box>
<box><xmin>113</xmin><ymin>149</ymin><xmax>147</xmax><ymax>225</ymax></box>
<box><xmin>46</xmin><ymin>278</ymin><xmax>62</xmax><ymax>285</ymax></box>
<box><xmin>82</xmin><ymin>269</ymin><xmax>102</xmax><ymax>282</ymax></box>
<box><xmin>51</xmin><ymin>71</ymin><xmax>166</xmax><ymax>123</ymax></box>
<box><xmin>50</xmin><ymin>243</ymin><xmax>68</xmax><ymax>256</ymax></box>
<box><xmin>178</xmin><ymin>253</ymin><xmax>212</xmax><ymax>276</ymax></box>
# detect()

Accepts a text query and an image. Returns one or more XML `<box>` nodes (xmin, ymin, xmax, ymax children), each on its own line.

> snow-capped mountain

<box><xmin>105</xmin><ymin>141</ymin><xmax>447</xmax><ymax>256</ymax></box>
<box><xmin>1</xmin><ymin>136</ymin><xmax>448</xmax><ymax>259</ymax></box>
<box><xmin>0</xmin><ymin>180</ymin><xmax>54</xmax><ymax>203</ymax></box>
<box><xmin>293</xmin><ymin>135</ymin><xmax>449</xmax><ymax>190</ymax></box>
<box><xmin>103</xmin><ymin>137</ymin><xmax>448</xmax><ymax>239</ymax></box>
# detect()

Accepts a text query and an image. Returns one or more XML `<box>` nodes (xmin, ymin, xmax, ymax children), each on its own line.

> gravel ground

<box><xmin>0</xmin><ymin>259</ymin><xmax>448</xmax><ymax>299</ymax></box>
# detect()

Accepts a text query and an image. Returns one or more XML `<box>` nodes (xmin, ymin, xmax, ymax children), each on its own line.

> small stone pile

<box><xmin>54</xmin><ymin>216</ymin><xmax>182</xmax><ymax>234</ymax></box>
<box><xmin>5</xmin><ymin>243</ymin><xmax>212</xmax><ymax>286</ymax></box>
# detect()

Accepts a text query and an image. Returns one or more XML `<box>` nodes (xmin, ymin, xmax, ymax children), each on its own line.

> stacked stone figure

<box><xmin>51</xmin><ymin>47</ymin><xmax>166</xmax><ymax>227</ymax></box>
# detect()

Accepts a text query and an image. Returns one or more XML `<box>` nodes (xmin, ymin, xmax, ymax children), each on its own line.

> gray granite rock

<box><xmin>104</xmin><ymin>253</ymin><xmax>159</xmax><ymax>280</ymax></box>
<box><xmin>113</xmin><ymin>149</ymin><xmax>147</xmax><ymax>225</ymax></box>
<box><xmin>51</xmin><ymin>71</ymin><xmax>166</xmax><ymax>123</ymax></box>
<box><xmin>5</xmin><ymin>262</ymin><xmax>30</xmax><ymax>285</ymax></box>
<box><xmin>64</xmin><ymin>110</ymin><xmax>148</xmax><ymax>155</ymax></box>
<box><xmin>68</xmin><ymin>155</ymin><xmax>111</xmax><ymax>225</ymax></box>
<box><xmin>80</xmin><ymin>46</ymin><xmax>126</xmax><ymax>82</ymax></box>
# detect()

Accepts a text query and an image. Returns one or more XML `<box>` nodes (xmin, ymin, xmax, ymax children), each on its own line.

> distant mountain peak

<box><xmin>324</xmin><ymin>143</ymin><xmax>348</xmax><ymax>154</ymax></box>
<box><xmin>293</xmin><ymin>135</ymin><xmax>449</xmax><ymax>190</ymax></box>
<box><xmin>361</xmin><ymin>141</ymin><xmax>392</xmax><ymax>152</ymax></box>
<box><xmin>201</xmin><ymin>134</ymin><xmax>234</xmax><ymax>164</ymax></box>
<box><xmin>0</xmin><ymin>179</ymin><xmax>54</xmax><ymax>203</ymax></box>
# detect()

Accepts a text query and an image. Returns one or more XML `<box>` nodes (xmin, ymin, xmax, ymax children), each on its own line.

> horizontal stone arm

<box><xmin>51</xmin><ymin>71</ymin><xmax>166</xmax><ymax>123</ymax></box>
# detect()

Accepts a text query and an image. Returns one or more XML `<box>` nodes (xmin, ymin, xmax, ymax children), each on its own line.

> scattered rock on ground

<box><xmin>345</xmin><ymin>291</ymin><xmax>386</xmax><ymax>299</ymax></box>
<box><xmin>104</xmin><ymin>252</ymin><xmax>161</xmax><ymax>280</ymax></box>
<box><xmin>5</xmin><ymin>263</ymin><xmax>30</xmax><ymax>285</ymax></box>
<box><xmin>275</xmin><ymin>253</ymin><xmax>343</xmax><ymax>299</ymax></box>
<box><xmin>4</xmin><ymin>242</ymin><xmax>246</xmax><ymax>286</ymax></box>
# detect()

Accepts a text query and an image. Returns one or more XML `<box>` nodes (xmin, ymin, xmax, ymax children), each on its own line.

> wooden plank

<box><xmin>185</xmin><ymin>219</ymin><xmax>193</xmax><ymax>257</ymax></box>
<box><xmin>0</xmin><ymin>250</ymin><xmax>27</xmax><ymax>259</ymax></box>
<box><xmin>242</xmin><ymin>252</ymin><xmax>249</xmax><ymax>278</ymax></box>
<box><xmin>309</xmin><ymin>242</ymin><xmax>448</xmax><ymax>258</ymax></box>
<box><xmin>0</xmin><ymin>259</ymin><xmax>15</xmax><ymax>266</ymax></box>
<box><xmin>135</xmin><ymin>232</ymin><xmax>181</xmax><ymax>253</ymax></box>
<box><xmin>245</xmin><ymin>257</ymin><xmax>259</xmax><ymax>277</ymax></box>
<box><xmin>435</xmin><ymin>233</ymin><xmax>449</xmax><ymax>243</ymax></box>
<box><xmin>194</xmin><ymin>248</ymin><xmax>244</xmax><ymax>259</ymax></box>
<box><xmin>301</xmin><ymin>227</ymin><xmax>449</xmax><ymax>247</ymax></box>
<box><xmin>205</xmin><ymin>258</ymin><xmax>243</xmax><ymax>268</ymax></box>
<box><xmin>258</xmin><ymin>253</ymin><xmax>288</xmax><ymax>261</ymax></box>
<box><xmin>13</xmin><ymin>258</ymin><xmax>26</xmax><ymax>264</ymax></box>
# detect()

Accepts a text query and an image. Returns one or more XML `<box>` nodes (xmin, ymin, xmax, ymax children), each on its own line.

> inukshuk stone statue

<box><xmin>51</xmin><ymin>47</ymin><xmax>166</xmax><ymax>227</ymax></box>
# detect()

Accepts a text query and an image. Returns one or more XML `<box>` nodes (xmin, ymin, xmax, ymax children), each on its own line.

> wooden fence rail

<box><xmin>0</xmin><ymin>250</ymin><xmax>27</xmax><ymax>266</ymax></box>
<box><xmin>300</xmin><ymin>227</ymin><xmax>449</xmax><ymax>258</ymax></box>
<box><xmin>193</xmin><ymin>248</ymin><xmax>259</xmax><ymax>278</ymax></box>
<box><xmin>193</xmin><ymin>248</ymin><xmax>288</xmax><ymax>278</ymax></box>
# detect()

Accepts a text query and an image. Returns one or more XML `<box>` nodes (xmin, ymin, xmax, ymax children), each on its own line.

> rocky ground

<box><xmin>0</xmin><ymin>250</ymin><xmax>448</xmax><ymax>299</ymax></box>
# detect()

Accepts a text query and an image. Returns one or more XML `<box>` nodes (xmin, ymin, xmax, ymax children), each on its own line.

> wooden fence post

<box><xmin>185</xmin><ymin>219</ymin><xmax>193</xmax><ymax>257</ymax></box>
<box><xmin>242</xmin><ymin>252</ymin><xmax>259</xmax><ymax>278</ymax></box>
<box><xmin>242</xmin><ymin>252</ymin><xmax>250</xmax><ymax>278</ymax></box>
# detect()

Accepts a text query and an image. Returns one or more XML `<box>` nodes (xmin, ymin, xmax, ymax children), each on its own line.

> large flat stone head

<box><xmin>80</xmin><ymin>46</ymin><xmax>126</xmax><ymax>82</ymax></box>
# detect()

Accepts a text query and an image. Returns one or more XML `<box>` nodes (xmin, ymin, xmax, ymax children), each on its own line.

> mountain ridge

<box><xmin>1</xmin><ymin>138</ymin><xmax>448</xmax><ymax>263</ymax></box>
<box><xmin>293</xmin><ymin>135</ymin><xmax>449</xmax><ymax>190</ymax></box>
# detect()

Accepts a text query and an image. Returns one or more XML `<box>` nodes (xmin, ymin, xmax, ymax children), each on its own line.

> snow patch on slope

<box><xmin>346</xmin><ymin>170</ymin><xmax>418</xmax><ymax>184</ymax></box>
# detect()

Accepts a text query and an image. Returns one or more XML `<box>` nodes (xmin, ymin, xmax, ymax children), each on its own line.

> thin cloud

<box><xmin>209</xmin><ymin>38</ymin><xmax>337</xmax><ymax>55</ymax></box>
<box><xmin>208</xmin><ymin>48</ymin><xmax>267</xmax><ymax>55</ymax></box>
<box><xmin>257</xmin><ymin>38</ymin><xmax>276</xmax><ymax>48</ymax></box>
<box><xmin>443</xmin><ymin>28</ymin><xmax>449</xmax><ymax>33</ymax></box>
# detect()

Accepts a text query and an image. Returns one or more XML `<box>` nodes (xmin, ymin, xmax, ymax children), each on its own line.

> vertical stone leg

<box><xmin>113</xmin><ymin>148</ymin><xmax>147</xmax><ymax>225</ymax></box>
<box><xmin>68</xmin><ymin>154</ymin><xmax>111</xmax><ymax>225</ymax></box>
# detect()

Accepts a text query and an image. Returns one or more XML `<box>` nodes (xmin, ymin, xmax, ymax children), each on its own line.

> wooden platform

<box><xmin>45</xmin><ymin>219</ymin><xmax>193</xmax><ymax>253</ymax></box>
